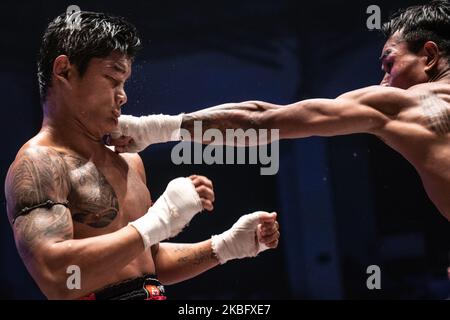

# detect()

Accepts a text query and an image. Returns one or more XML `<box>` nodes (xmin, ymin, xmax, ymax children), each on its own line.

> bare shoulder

<box><xmin>337</xmin><ymin>85</ymin><xmax>418</xmax><ymax>116</ymax></box>
<box><xmin>408</xmin><ymin>82</ymin><xmax>450</xmax><ymax>94</ymax></box>
<box><xmin>119</xmin><ymin>152</ymin><xmax>147</xmax><ymax>184</ymax></box>
<box><xmin>5</xmin><ymin>143</ymin><xmax>70</xmax><ymax>224</ymax></box>
<box><xmin>408</xmin><ymin>82</ymin><xmax>450</xmax><ymax>105</ymax></box>
<box><xmin>407</xmin><ymin>83</ymin><xmax>450</xmax><ymax>136</ymax></box>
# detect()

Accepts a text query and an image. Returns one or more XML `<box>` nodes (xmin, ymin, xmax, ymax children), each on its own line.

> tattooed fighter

<box><xmin>4</xmin><ymin>12</ymin><xmax>280</xmax><ymax>300</ymax></box>
<box><xmin>112</xmin><ymin>1</ymin><xmax>450</xmax><ymax>222</ymax></box>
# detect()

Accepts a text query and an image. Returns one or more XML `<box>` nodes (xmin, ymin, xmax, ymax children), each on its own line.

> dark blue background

<box><xmin>1</xmin><ymin>0</ymin><xmax>449</xmax><ymax>299</ymax></box>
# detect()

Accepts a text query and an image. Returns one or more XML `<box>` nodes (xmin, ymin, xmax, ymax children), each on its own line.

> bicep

<box><xmin>5</xmin><ymin>147</ymin><xmax>73</xmax><ymax>255</ymax></box>
<box><xmin>260</xmin><ymin>98</ymin><xmax>385</xmax><ymax>138</ymax></box>
<box><xmin>13</xmin><ymin>205</ymin><xmax>74</xmax><ymax>258</ymax></box>
<box><xmin>261</xmin><ymin>86</ymin><xmax>414</xmax><ymax>138</ymax></box>
<box><xmin>5</xmin><ymin>147</ymin><xmax>71</xmax><ymax>223</ymax></box>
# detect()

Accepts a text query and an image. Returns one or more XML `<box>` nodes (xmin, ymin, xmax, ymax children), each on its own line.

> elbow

<box><xmin>366</xmin><ymin>115</ymin><xmax>389</xmax><ymax>134</ymax></box>
<box><xmin>36</xmin><ymin>265</ymin><xmax>80</xmax><ymax>300</ymax></box>
<box><xmin>241</xmin><ymin>101</ymin><xmax>274</xmax><ymax>130</ymax></box>
<box><xmin>154</xmin><ymin>263</ymin><xmax>189</xmax><ymax>286</ymax></box>
<box><xmin>45</xmin><ymin>285</ymin><xmax>81</xmax><ymax>300</ymax></box>
<box><xmin>29</xmin><ymin>251</ymin><xmax>82</xmax><ymax>300</ymax></box>
<box><xmin>156</xmin><ymin>275</ymin><xmax>176</xmax><ymax>286</ymax></box>
<box><xmin>156</xmin><ymin>272</ymin><xmax>188</xmax><ymax>286</ymax></box>
<box><xmin>249</xmin><ymin>111</ymin><xmax>264</xmax><ymax>130</ymax></box>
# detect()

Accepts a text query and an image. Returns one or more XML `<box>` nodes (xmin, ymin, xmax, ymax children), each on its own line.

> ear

<box><xmin>52</xmin><ymin>55</ymin><xmax>73</xmax><ymax>85</ymax></box>
<box><xmin>422</xmin><ymin>41</ymin><xmax>440</xmax><ymax>72</ymax></box>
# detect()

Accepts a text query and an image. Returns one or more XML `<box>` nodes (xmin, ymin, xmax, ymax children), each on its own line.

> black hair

<box><xmin>37</xmin><ymin>11</ymin><xmax>141</xmax><ymax>103</ymax></box>
<box><xmin>382</xmin><ymin>0</ymin><xmax>450</xmax><ymax>60</ymax></box>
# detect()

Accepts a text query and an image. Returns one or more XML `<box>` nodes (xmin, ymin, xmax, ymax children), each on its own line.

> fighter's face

<box><xmin>379</xmin><ymin>32</ymin><xmax>430</xmax><ymax>89</ymax></box>
<box><xmin>70</xmin><ymin>51</ymin><xmax>131</xmax><ymax>137</ymax></box>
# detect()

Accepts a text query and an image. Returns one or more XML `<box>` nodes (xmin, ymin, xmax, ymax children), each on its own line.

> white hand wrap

<box><xmin>130</xmin><ymin>177</ymin><xmax>202</xmax><ymax>249</ymax></box>
<box><xmin>111</xmin><ymin>114</ymin><xmax>183</xmax><ymax>152</ymax></box>
<box><xmin>211</xmin><ymin>211</ymin><xmax>270</xmax><ymax>264</ymax></box>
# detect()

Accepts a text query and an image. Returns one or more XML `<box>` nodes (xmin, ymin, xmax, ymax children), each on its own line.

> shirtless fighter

<box><xmin>4</xmin><ymin>12</ymin><xmax>280</xmax><ymax>300</ymax></box>
<box><xmin>112</xmin><ymin>1</ymin><xmax>450</xmax><ymax>222</ymax></box>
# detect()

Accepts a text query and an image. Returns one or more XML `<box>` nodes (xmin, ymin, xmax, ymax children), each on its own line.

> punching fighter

<box><xmin>112</xmin><ymin>1</ymin><xmax>450</xmax><ymax>222</ymax></box>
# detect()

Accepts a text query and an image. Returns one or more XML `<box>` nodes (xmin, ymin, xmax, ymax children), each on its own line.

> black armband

<box><xmin>12</xmin><ymin>200</ymin><xmax>69</xmax><ymax>224</ymax></box>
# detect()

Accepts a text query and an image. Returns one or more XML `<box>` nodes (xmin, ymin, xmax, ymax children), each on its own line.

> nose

<box><xmin>116</xmin><ymin>89</ymin><xmax>127</xmax><ymax>108</ymax></box>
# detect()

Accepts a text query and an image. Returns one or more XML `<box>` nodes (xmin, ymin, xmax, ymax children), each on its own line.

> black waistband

<box><xmin>87</xmin><ymin>274</ymin><xmax>166</xmax><ymax>300</ymax></box>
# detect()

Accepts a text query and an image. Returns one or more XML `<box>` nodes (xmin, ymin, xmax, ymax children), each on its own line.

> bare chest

<box><xmin>61</xmin><ymin>153</ymin><xmax>151</xmax><ymax>236</ymax></box>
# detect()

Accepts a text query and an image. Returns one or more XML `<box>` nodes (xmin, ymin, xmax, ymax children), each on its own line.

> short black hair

<box><xmin>382</xmin><ymin>0</ymin><xmax>450</xmax><ymax>60</ymax></box>
<box><xmin>37</xmin><ymin>11</ymin><xmax>141</xmax><ymax>103</ymax></box>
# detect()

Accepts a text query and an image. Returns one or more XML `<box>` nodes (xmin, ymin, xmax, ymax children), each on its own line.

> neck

<box><xmin>429</xmin><ymin>64</ymin><xmax>450</xmax><ymax>83</ymax></box>
<box><xmin>41</xmin><ymin>102</ymin><xmax>106</xmax><ymax>159</ymax></box>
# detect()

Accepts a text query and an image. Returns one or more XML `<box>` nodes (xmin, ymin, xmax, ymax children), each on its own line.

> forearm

<box><xmin>181</xmin><ymin>101</ymin><xmax>281</xmax><ymax>145</ymax></box>
<box><xmin>181</xmin><ymin>102</ymin><xmax>271</xmax><ymax>137</ymax></box>
<box><xmin>181</xmin><ymin>99</ymin><xmax>313</xmax><ymax>140</ymax></box>
<box><xmin>153</xmin><ymin>212</ymin><xmax>279</xmax><ymax>286</ymax></box>
<box><xmin>153</xmin><ymin>241</ymin><xmax>219</xmax><ymax>285</ymax></box>
<box><xmin>28</xmin><ymin>225</ymin><xmax>144</xmax><ymax>299</ymax></box>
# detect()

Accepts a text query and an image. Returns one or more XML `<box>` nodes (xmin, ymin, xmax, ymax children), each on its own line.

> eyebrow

<box><xmin>112</xmin><ymin>63</ymin><xmax>127</xmax><ymax>74</ymax></box>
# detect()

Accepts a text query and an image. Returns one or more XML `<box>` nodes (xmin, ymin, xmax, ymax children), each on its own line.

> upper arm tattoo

<box><xmin>5</xmin><ymin>147</ymin><xmax>73</xmax><ymax>253</ymax></box>
<box><xmin>420</xmin><ymin>93</ymin><xmax>450</xmax><ymax>135</ymax></box>
<box><xmin>14</xmin><ymin>205</ymin><xmax>73</xmax><ymax>254</ymax></box>
<box><xmin>6</xmin><ymin>147</ymin><xmax>71</xmax><ymax>224</ymax></box>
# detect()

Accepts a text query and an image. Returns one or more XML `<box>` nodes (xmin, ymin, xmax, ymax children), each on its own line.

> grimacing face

<box><xmin>69</xmin><ymin>51</ymin><xmax>131</xmax><ymax>138</ymax></box>
<box><xmin>379</xmin><ymin>32</ymin><xmax>430</xmax><ymax>89</ymax></box>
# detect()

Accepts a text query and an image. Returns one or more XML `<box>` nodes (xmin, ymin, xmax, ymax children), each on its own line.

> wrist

<box><xmin>141</xmin><ymin>113</ymin><xmax>183</xmax><ymax>143</ymax></box>
<box><xmin>130</xmin><ymin>177</ymin><xmax>202</xmax><ymax>249</ymax></box>
<box><xmin>129</xmin><ymin>210</ymin><xmax>170</xmax><ymax>249</ymax></box>
<box><xmin>211</xmin><ymin>231</ymin><xmax>232</xmax><ymax>265</ymax></box>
